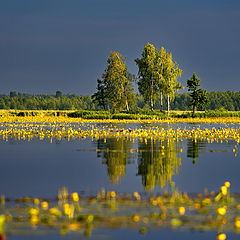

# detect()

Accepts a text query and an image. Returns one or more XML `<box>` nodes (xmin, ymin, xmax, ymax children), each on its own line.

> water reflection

<box><xmin>95</xmin><ymin>138</ymin><xmax>184</xmax><ymax>190</ymax></box>
<box><xmin>0</xmin><ymin>134</ymin><xmax>239</xmax><ymax>197</ymax></box>
<box><xmin>95</xmin><ymin>138</ymin><xmax>134</xmax><ymax>184</ymax></box>
<box><xmin>137</xmin><ymin>139</ymin><xmax>182</xmax><ymax>190</ymax></box>
<box><xmin>187</xmin><ymin>139</ymin><xmax>206</xmax><ymax>164</ymax></box>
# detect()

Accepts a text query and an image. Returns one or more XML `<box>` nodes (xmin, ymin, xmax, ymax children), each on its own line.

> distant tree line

<box><xmin>0</xmin><ymin>91</ymin><xmax>95</xmax><ymax>110</ymax></box>
<box><xmin>171</xmin><ymin>91</ymin><xmax>240</xmax><ymax>111</ymax></box>
<box><xmin>0</xmin><ymin>90</ymin><xmax>239</xmax><ymax>111</ymax></box>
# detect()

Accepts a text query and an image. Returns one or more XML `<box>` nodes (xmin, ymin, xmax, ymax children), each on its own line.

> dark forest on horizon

<box><xmin>0</xmin><ymin>90</ymin><xmax>239</xmax><ymax>111</ymax></box>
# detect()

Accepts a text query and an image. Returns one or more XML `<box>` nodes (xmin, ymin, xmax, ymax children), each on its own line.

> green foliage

<box><xmin>68</xmin><ymin>110</ymin><xmax>111</xmax><ymax>119</ymax></box>
<box><xmin>135</xmin><ymin>43</ymin><xmax>183</xmax><ymax>112</ymax></box>
<box><xmin>92</xmin><ymin>79</ymin><xmax>108</xmax><ymax>110</ymax></box>
<box><xmin>0</xmin><ymin>91</ymin><xmax>239</xmax><ymax>114</ymax></box>
<box><xmin>135</xmin><ymin>43</ymin><xmax>159</xmax><ymax>110</ymax></box>
<box><xmin>55</xmin><ymin>91</ymin><xmax>62</xmax><ymax>98</ymax></box>
<box><xmin>93</xmin><ymin>52</ymin><xmax>135</xmax><ymax>112</ymax></box>
<box><xmin>68</xmin><ymin>110</ymin><xmax>167</xmax><ymax>120</ymax></box>
<box><xmin>176</xmin><ymin>109</ymin><xmax>240</xmax><ymax>118</ymax></box>
<box><xmin>187</xmin><ymin>73</ymin><xmax>208</xmax><ymax>115</ymax></box>
<box><xmin>186</xmin><ymin>73</ymin><xmax>200</xmax><ymax>91</ymax></box>
<box><xmin>0</xmin><ymin>94</ymin><xmax>95</xmax><ymax>110</ymax></box>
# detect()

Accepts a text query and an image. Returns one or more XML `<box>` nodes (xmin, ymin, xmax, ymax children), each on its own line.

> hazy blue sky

<box><xmin>0</xmin><ymin>0</ymin><xmax>239</xmax><ymax>94</ymax></box>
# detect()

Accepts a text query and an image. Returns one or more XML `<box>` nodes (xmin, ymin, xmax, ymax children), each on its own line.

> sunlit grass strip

<box><xmin>0</xmin><ymin>183</ymin><xmax>240</xmax><ymax>237</ymax></box>
<box><xmin>0</xmin><ymin>116</ymin><xmax>240</xmax><ymax>123</ymax></box>
<box><xmin>0</xmin><ymin>127</ymin><xmax>239</xmax><ymax>142</ymax></box>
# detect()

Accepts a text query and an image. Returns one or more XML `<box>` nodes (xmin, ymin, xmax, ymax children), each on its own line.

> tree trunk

<box><xmin>126</xmin><ymin>100</ymin><xmax>129</xmax><ymax>111</ymax></box>
<box><xmin>192</xmin><ymin>105</ymin><xmax>195</xmax><ymax>117</ymax></box>
<box><xmin>167</xmin><ymin>95</ymin><xmax>170</xmax><ymax>116</ymax></box>
<box><xmin>150</xmin><ymin>77</ymin><xmax>154</xmax><ymax>110</ymax></box>
<box><xmin>150</xmin><ymin>97</ymin><xmax>154</xmax><ymax>110</ymax></box>
<box><xmin>160</xmin><ymin>92</ymin><xmax>163</xmax><ymax>110</ymax></box>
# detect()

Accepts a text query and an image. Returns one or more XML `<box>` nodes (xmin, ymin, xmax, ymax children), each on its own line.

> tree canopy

<box><xmin>135</xmin><ymin>43</ymin><xmax>183</xmax><ymax>112</ymax></box>
<box><xmin>93</xmin><ymin>52</ymin><xmax>135</xmax><ymax>112</ymax></box>
<box><xmin>187</xmin><ymin>73</ymin><xmax>208</xmax><ymax>115</ymax></box>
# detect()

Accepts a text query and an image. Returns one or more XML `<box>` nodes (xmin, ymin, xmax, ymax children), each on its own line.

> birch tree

<box><xmin>135</xmin><ymin>43</ymin><xmax>158</xmax><ymax>110</ymax></box>
<box><xmin>136</xmin><ymin>43</ymin><xmax>183</xmax><ymax>113</ymax></box>
<box><xmin>93</xmin><ymin>51</ymin><xmax>135</xmax><ymax>111</ymax></box>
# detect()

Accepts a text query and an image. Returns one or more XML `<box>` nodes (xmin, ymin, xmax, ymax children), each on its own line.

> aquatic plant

<box><xmin>0</xmin><ymin>183</ymin><xmax>239</xmax><ymax>238</ymax></box>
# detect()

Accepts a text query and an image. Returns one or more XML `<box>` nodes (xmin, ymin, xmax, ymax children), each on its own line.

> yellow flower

<box><xmin>33</xmin><ymin>198</ymin><xmax>40</xmax><ymax>205</ymax></box>
<box><xmin>71</xmin><ymin>192</ymin><xmax>79</xmax><ymax>202</ymax></box>
<box><xmin>217</xmin><ymin>207</ymin><xmax>227</xmax><ymax>216</ymax></box>
<box><xmin>0</xmin><ymin>215</ymin><xmax>6</xmax><ymax>230</ymax></box>
<box><xmin>110</xmin><ymin>191</ymin><xmax>116</xmax><ymax>198</ymax></box>
<box><xmin>235</xmin><ymin>217</ymin><xmax>240</xmax><ymax>228</ymax></box>
<box><xmin>29</xmin><ymin>207</ymin><xmax>39</xmax><ymax>216</ymax></box>
<box><xmin>132</xmin><ymin>215</ymin><xmax>140</xmax><ymax>222</ymax></box>
<box><xmin>202</xmin><ymin>198</ymin><xmax>211</xmax><ymax>205</ymax></box>
<box><xmin>63</xmin><ymin>203</ymin><xmax>74</xmax><ymax>218</ymax></box>
<box><xmin>133</xmin><ymin>192</ymin><xmax>141</xmax><ymax>200</ymax></box>
<box><xmin>49</xmin><ymin>207</ymin><xmax>61</xmax><ymax>217</ymax></box>
<box><xmin>221</xmin><ymin>186</ymin><xmax>228</xmax><ymax>195</ymax></box>
<box><xmin>216</xmin><ymin>233</ymin><xmax>226</xmax><ymax>240</ymax></box>
<box><xmin>30</xmin><ymin>215</ymin><xmax>39</xmax><ymax>225</ymax></box>
<box><xmin>224</xmin><ymin>181</ymin><xmax>231</xmax><ymax>188</ymax></box>
<box><xmin>178</xmin><ymin>206</ymin><xmax>185</xmax><ymax>215</ymax></box>
<box><xmin>41</xmin><ymin>201</ymin><xmax>48</xmax><ymax>210</ymax></box>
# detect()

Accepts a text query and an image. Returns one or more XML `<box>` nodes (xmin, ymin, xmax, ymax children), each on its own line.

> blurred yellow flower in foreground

<box><xmin>71</xmin><ymin>192</ymin><xmax>79</xmax><ymax>202</ymax></box>
<box><xmin>41</xmin><ymin>201</ymin><xmax>48</xmax><ymax>210</ymax></box>
<box><xmin>224</xmin><ymin>181</ymin><xmax>231</xmax><ymax>188</ymax></box>
<box><xmin>216</xmin><ymin>233</ymin><xmax>226</xmax><ymax>240</ymax></box>
<box><xmin>217</xmin><ymin>207</ymin><xmax>227</xmax><ymax>216</ymax></box>
<box><xmin>178</xmin><ymin>206</ymin><xmax>185</xmax><ymax>215</ymax></box>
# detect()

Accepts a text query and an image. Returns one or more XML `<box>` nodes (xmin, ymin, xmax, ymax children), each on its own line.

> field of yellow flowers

<box><xmin>0</xmin><ymin>116</ymin><xmax>239</xmax><ymax>143</ymax></box>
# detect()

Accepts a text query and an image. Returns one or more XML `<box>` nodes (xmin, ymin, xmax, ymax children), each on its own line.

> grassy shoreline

<box><xmin>0</xmin><ymin>109</ymin><xmax>240</xmax><ymax>122</ymax></box>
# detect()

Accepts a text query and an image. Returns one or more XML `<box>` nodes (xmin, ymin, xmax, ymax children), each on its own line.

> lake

<box><xmin>0</xmin><ymin>122</ymin><xmax>239</xmax><ymax>239</ymax></box>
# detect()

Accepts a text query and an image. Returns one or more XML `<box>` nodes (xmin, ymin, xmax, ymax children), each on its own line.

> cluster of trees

<box><xmin>91</xmin><ymin>43</ymin><xmax>214</xmax><ymax>114</ymax></box>
<box><xmin>92</xmin><ymin>43</ymin><xmax>184</xmax><ymax>113</ymax></box>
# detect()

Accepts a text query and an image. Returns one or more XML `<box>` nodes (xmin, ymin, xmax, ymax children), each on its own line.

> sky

<box><xmin>0</xmin><ymin>0</ymin><xmax>239</xmax><ymax>95</ymax></box>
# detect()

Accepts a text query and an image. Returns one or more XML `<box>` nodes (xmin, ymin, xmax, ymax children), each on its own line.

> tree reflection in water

<box><xmin>187</xmin><ymin>139</ymin><xmax>206</xmax><ymax>164</ymax></box>
<box><xmin>137</xmin><ymin>139</ymin><xmax>182</xmax><ymax>190</ymax></box>
<box><xmin>96</xmin><ymin>138</ymin><xmax>133</xmax><ymax>184</ymax></box>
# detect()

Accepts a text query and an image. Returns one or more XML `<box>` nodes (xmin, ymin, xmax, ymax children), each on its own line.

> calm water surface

<box><xmin>0</xmin><ymin>122</ymin><xmax>239</xmax><ymax>239</ymax></box>
<box><xmin>0</xmin><ymin>136</ymin><xmax>238</xmax><ymax>198</ymax></box>
<box><xmin>7</xmin><ymin>230</ymin><xmax>240</xmax><ymax>240</ymax></box>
